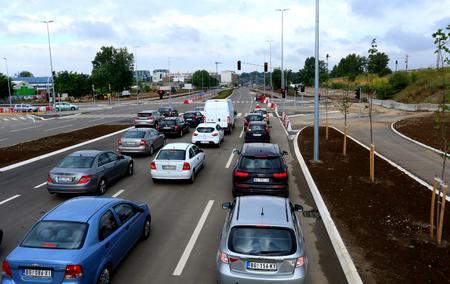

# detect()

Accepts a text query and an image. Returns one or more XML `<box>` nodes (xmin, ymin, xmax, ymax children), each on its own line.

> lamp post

<box><xmin>215</xmin><ymin>61</ymin><xmax>222</xmax><ymax>87</ymax></box>
<box><xmin>266</xmin><ymin>40</ymin><xmax>274</xmax><ymax>99</ymax></box>
<box><xmin>312</xmin><ymin>0</ymin><xmax>320</xmax><ymax>162</ymax></box>
<box><xmin>41</xmin><ymin>20</ymin><xmax>56</xmax><ymax>108</ymax></box>
<box><xmin>276</xmin><ymin>8</ymin><xmax>289</xmax><ymax>112</ymax></box>
<box><xmin>3</xmin><ymin>57</ymin><xmax>12</xmax><ymax>106</ymax></box>
<box><xmin>134</xmin><ymin>46</ymin><xmax>140</xmax><ymax>103</ymax></box>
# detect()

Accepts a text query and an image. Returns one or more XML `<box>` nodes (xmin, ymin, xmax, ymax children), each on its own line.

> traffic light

<box><xmin>264</xmin><ymin>62</ymin><xmax>268</xmax><ymax>72</ymax></box>
<box><xmin>237</xmin><ymin>60</ymin><xmax>241</xmax><ymax>70</ymax></box>
<box><xmin>300</xmin><ymin>85</ymin><xmax>305</xmax><ymax>93</ymax></box>
<box><xmin>355</xmin><ymin>88</ymin><xmax>361</xmax><ymax>100</ymax></box>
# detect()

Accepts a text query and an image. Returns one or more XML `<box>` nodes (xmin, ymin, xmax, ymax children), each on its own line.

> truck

<box><xmin>204</xmin><ymin>99</ymin><xmax>236</xmax><ymax>134</ymax></box>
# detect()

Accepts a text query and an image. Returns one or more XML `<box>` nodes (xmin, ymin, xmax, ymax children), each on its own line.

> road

<box><xmin>0</xmin><ymin>88</ymin><xmax>346</xmax><ymax>283</ymax></box>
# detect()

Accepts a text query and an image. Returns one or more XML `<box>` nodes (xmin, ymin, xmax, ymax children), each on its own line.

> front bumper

<box><xmin>244</xmin><ymin>135</ymin><xmax>270</xmax><ymax>143</ymax></box>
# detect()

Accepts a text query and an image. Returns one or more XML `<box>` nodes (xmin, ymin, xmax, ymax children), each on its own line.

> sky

<box><xmin>0</xmin><ymin>0</ymin><xmax>449</xmax><ymax>77</ymax></box>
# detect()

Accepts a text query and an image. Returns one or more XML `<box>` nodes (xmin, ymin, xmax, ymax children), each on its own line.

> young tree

<box><xmin>337</xmin><ymin>78</ymin><xmax>353</xmax><ymax>155</ymax></box>
<box><xmin>367</xmin><ymin>38</ymin><xmax>378</xmax><ymax>182</ymax></box>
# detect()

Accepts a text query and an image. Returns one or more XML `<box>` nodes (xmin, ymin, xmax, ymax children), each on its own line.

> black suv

<box><xmin>232</xmin><ymin>143</ymin><xmax>288</xmax><ymax>197</ymax></box>
<box><xmin>158</xmin><ymin>107</ymin><xmax>179</xmax><ymax>117</ymax></box>
<box><xmin>158</xmin><ymin>117</ymin><xmax>189</xmax><ymax>137</ymax></box>
<box><xmin>244</xmin><ymin>121</ymin><xmax>270</xmax><ymax>143</ymax></box>
<box><xmin>183</xmin><ymin>111</ymin><xmax>204</xmax><ymax>127</ymax></box>
<box><xmin>244</xmin><ymin>113</ymin><xmax>264</xmax><ymax>130</ymax></box>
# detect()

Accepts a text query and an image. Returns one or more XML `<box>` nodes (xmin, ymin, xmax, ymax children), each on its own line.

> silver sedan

<box><xmin>118</xmin><ymin>128</ymin><xmax>165</xmax><ymax>155</ymax></box>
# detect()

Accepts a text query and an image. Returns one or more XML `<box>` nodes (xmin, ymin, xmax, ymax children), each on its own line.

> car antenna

<box><xmin>261</xmin><ymin>207</ymin><xmax>264</xmax><ymax>216</ymax></box>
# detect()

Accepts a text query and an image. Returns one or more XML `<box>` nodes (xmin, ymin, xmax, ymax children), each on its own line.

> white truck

<box><xmin>204</xmin><ymin>99</ymin><xmax>236</xmax><ymax>134</ymax></box>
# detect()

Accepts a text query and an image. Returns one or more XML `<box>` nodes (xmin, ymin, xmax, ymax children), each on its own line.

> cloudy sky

<box><xmin>0</xmin><ymin>0</ymin><xmax>449</xmax><ymax>76</ymax></box>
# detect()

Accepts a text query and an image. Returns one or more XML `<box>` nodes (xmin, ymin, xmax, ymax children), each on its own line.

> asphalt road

<box><xmin>0</xmin><ymin>88</ymin><xmax>346</xmax><ymax>283</ymax></box>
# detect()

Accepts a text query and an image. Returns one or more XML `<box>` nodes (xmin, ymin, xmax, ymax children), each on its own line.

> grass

<box><xmin>213</xmin><ymin>89</ymin><xmax>233</xmax><ymax>99</ymax></box>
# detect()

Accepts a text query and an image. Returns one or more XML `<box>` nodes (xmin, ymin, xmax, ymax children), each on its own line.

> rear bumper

<box><xmin>244</xmin><ymin>135</ymin><xmax>270</xmax><ymax>143</ymax></box>
<box><xmin>151</xmin><ymin>170</ymin><xmax>192</xmax><ymax>180</ymax></box>
<box><xmin>233</xmin><ymin>184</ymin><xmax>289</xmax><ymax>197</ymax></box>
<box><xmin>159</xmin><ymin>129</ymin><xmax>180</xmax><ymax>135</ymax></box>
<box><xmin>134</xmin><ymin>121</ymin><xmax>157</xmax><ymax>127</ymax></box>
<box><xmin>118</xmin><ymin>145</ymin><xmax>149</xmax><ymax>153</ymax></box>
<box><xmin>192</xmin><ymin>137</ymin><xmax>220</xmax><ymax>145</ymax></box>
<box><xmin>47</xmin><ymin>182</ymin><xmax>98</xmax><ymax>194</ymax></box>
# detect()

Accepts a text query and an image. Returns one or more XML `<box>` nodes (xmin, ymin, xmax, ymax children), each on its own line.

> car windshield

<box><xmin>240</xmin><ymin>156</ymin><xmax>282</xmax><ymax>170</ymax></box>
<box><xmin>249</xmin><ymin>125</ymin><xmax>266</xmax><ymax>131</ymax></box>
<box><xmin>57</xmin><ymin>156</ymin><xmax>95</xmax><ymax>168</ymax></box>
<box><xmin>228</xmin><ymin>226</ymin><xmax>296</xmax><ymax>256</ymax></box>
<box><xmin>161</xmin><ymin>120</ymin><xmax>176</xmax><ymax>126</ymax></box>
<box><xmin>159</xmin><ymin>108</ymin><xmax>171</xmax><ymax>112</ymax></box>
<box><xmin>247</xmin><ymin>115</ymin><xmax>263</xmax><ymax>121</ymax></box>
<box><xmin>256</xmin><ymin>110</ymin><xmax>267</xmax><ymax>115</ymax></box>
<box><xmin>138</xmin><ymin>113</ymin><xmax>152</xmax><ymax>117</ymax></box>
<box><xmin>197</xmin><ymin>127</ymin><xmax>215</xmax><ymax>133</ymax></box>
<box><xmin>124</xmin><ymin>131</ymin><xmax>146</xmax><ymax>138</ymax></box>
<box><xmin>21</xmin><ymin>221</ymin><xmax>88</xmax><ymax>250</ymax></box>
<box><xmin>156</xmin><ymin>149</ymin><xmax>186</xmax><ymax>160</ymax></box>
<box><xmin>184</xmin><ymin>113</ymin><xmax>197</xmax><ymax>118</ymax></box>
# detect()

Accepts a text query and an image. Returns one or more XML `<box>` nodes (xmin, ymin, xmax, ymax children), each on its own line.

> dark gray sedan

<box><xmin>118</xmin><ymin>128</ymin><xmax>165</xmax><ymax>155</ymax></box>
<box><xmin>47</xmin><ymin>150</ymin><xmax>133</xmax><ymax>195</ymax></box>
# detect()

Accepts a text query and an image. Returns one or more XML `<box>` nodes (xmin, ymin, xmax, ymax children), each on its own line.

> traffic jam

<box><xmin>1</xmin><ymin>94</ymin><xmax>309</xmax><ymax>284</ymax></box>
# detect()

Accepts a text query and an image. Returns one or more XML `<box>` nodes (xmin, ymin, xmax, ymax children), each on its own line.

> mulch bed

<box><xmin>299</xmin><ymin>126</ymin><xmax>450</xmax><ymax>283</ymax></box>
<box><xmin>0</xmin><ymin>124</ymin><xmax>130</xmax><ymax>168</ymax></box>
<box><xmin>394</xmin><ymin>114</ymin><xmax>450</xmax><ymax>152</ymax></box>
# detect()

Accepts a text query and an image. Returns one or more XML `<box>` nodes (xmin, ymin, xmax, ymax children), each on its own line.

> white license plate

<box><xmin>58</xmin><ymin>177</ymin><xmax>72</xmax><ymax>183</ymax></box>
<box><xmin>23</xmin><ymin>269</ymin><xmax>52</xmax><ymax>278</ymax></box>
<box><xmin>253</xmin><ymin>134</ymin><xmax>262</xmax><ymax>136</ymax></box>
<box><xmin>201</xmin><ymin>141</ymin><xmax>209</xmax><ymax>144</ymax></box>
<box><xmin>163</xmin><ymin>127</ymin><xmax>172</xmax><ymax>129</ymax></box>
<box><xmin>162</xmin><ymin>165</ymin><xmax>176</xmax><ymax>170</ymax></box>
<box><xmin>254</xmin><ymin>178</ymin><xmax>270</xmax><ymax>182</ymax></box>
<box><xmin>246</xmin><ymin>261</ymin><xmax>277</xmax><ymax>271</ymax></box>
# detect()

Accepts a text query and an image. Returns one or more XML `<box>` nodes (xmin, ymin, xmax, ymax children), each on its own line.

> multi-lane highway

<box><xmin>0</xmin><ymin>88</ymin><xmax>346</xmax><ymax>283</ymax></box>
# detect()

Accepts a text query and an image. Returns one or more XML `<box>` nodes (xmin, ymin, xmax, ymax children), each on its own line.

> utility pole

<box><xmin>405</xmin><ymin>54</ymin><xmax>409</xmax><ymax>71</ymax></box>
<box><xmin>41</xmin><ymin>20</ymin><xmax>56</xmax><ymax>108</ymax></box>
<box><xmin>134</xmin><ymin>46</ymin><xmax>140</xmax><ymax>103</ymax></box>
<box><xmin>395</xmin><ymin>59</ymin><xmax>398</xmax><ymax>72</ymax></box>
<box><xmin>266</xmin><ymin>40</ymin><xmax>274</xmax><ymax>99</ymax></box>
<box><xmin>3</xmin><ymin>57</ymin><xmax>12</xmax><ymax>106</ymax></box>
<box><xmin>276</xmin><ymin>8</ymin><xmax>289</xmax><ymax>112</ymax></box>
<box><xmin>312</xmin><ymin>0</ymin><xmax>321</xmax><ymax>162</ymax></box>
<box><xmin>215</xmin><ymin>61</ymin><xmax>222</xmax><ymax>87</ymax></box>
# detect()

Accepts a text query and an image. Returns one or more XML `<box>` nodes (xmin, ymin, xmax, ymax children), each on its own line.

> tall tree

<box><xmin>18</xmin><ymin>71</ymin><xmax>33</xmax><ymax>77</ymax></box>
<box><xmin>367</xmin><ymin>39</ymin><xmax>391</xmax><ymax>76</ymax></box>
<box><xmin>331</xmin><ymin>53</ymin><xmax>367</xmax><ymax>79</ymax></box>
<box><xmin>0</xmin><ymin>73</ymin><xmax>13</xmax><ymax>99</ymax></box>
<box><xmin>298</xmin><ymin>57</ymin><xmax>327</xmax><ymax>86</ymax></box>
<box><xmin>54</xmin><ymin>71</ymin><xmax>91</xmax><ymax>98</ymax></box>
<box><xmin>91</xmin><ymin>46</ymin><xmax>134</xmax><ymax>93</ymax></box>
<box><xmin>192</xmin><ymin>70</ymin><xmax>218</xmax><ymax>89</ymax></box>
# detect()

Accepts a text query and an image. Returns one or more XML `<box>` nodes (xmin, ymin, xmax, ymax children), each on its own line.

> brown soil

<box><xmin>299</xmin><ymin>126</ymin><xmax>450</xmax><ymax>283</ymax></box>
<box><xmin>0</xmin><ymin>124</ymin><xmax>130</xmax><ymax>168</ymax></box>
<box><xmin>394</xmin><ymin>114</ymin><xmax>450</xmax><ymax>152</ymax></box>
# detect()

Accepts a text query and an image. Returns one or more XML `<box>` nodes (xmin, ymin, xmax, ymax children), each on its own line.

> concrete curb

<box><xmin>390</xmin><ymin>121</ymin><xmax>450</xmax><ymax>157</ymax></box>
<box><xmin>0</xmin><ymin>127</ymin><xmax>133</xmax><ymax>172</ymax></box>
<box><xmin>294</xmin><ymin>127</ymin><xmax>363</xmax><ymax>284</ymax></box>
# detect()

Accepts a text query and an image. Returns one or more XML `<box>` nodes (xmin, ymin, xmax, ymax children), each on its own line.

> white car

<box><xmin>150</xmin><ymin>143</ymin><xmax>205</xmax><ymax>183</ymax></box>
<box><xmin>192</xmin><ymin>123</ymin><xmax>225</xmax><ymax>147</ymax></box>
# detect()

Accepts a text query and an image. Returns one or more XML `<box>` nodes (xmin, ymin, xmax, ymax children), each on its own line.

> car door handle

<box><xmin>105</xmin><ymin>242</ymin><xmax>110</xmax><ymax>248</ymax></box>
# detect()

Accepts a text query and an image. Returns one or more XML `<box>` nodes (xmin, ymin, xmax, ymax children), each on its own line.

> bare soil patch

<box><xmin>0</xmin><ymin>124</ymin><xmax>130</xmax><ymax>168</ymax></box>
<box><xmin>299</xmin><ymin>126</ymin><xmax>450</xmax><ymax>283</ymax></box>
<box><xmin>394</xmin><ymin>113</ymin><xmax>450</xmax><ymax>152</ymax></box>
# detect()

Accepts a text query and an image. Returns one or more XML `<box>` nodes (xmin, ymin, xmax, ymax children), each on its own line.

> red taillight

<box><xmin>234</xmin><ymin>170</ymin><xmax>249</xmax><ymax>178</ymax></box>
<box><xmin>212</xmin><ymin>132</ymin><xmax>219</xmax><ymax>136</ymax></box>
<box><xmin>2</xmin><ymin>261</ymin><xmax>12</xmax><ymax>277</ymax></box>
<box><xmin>47</xmin><ymin>175</ymin><xmax>54</xmax><ymax>183</ymax></box>
<box><xmin>194</xmin><ymin>116</ymin><xmax>198</xmax><ymax>119</ymax></box>
<box><xmin>78</xmin><ymin>175</ymin><xmax>91</xmax><ymax>184</ymax></box>
<box><xmin>296</xmin><ymin>256</ymin><xmax>305</xmax><ymax>267</ymax></box>
<box><xmin>140</xmin><ymin>139</ymin><xmax>148</xmax><ymax>145</ymax></box>
<box><xmin>175</xmin><ymin>125</ymin><xmax>180</xmax><ymax>130</ymax></box>
<box><xmin>193</xmin><ymin>132</ymin><xmax>199</xmax><ymax>136</ymax></box>
<box><xmin>219</xmin><ymin>251</ymin><xmax>237</xmax><ymax>264</ymax></box>
<box><xmin>150</xmin><ymin>162</ymin><xmax>156</xmax><ymax>170</ymax></box>
<box><xmin>118</xmin><ymin>139</ymin><xmax>122</xmax><ymax>145</ymax></box>
<box><xmin>273</xmin><ymin>172</ymin><xmax>288</xmax><ymax>179</ymax></box>
<box><xmin>182</xmin><ymin>162</ymin><xmax>190</xmax><ymax>171</ymax></box>
<box><xmin>64</xmin><ymin>265</ymin><xmax>83</xmax><ymax>279</ymax></box>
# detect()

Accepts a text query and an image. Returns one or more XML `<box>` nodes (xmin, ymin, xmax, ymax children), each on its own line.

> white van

<box><xmin>204</xmin><ymin>99</ymin><xmax>236</xmax><ymax>134</ymax></box>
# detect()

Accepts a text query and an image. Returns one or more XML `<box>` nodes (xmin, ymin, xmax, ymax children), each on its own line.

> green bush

<box><xmin>389</xmin><ymin>72</ymin><xmax>410</xmax><ymax>94</ymax></box>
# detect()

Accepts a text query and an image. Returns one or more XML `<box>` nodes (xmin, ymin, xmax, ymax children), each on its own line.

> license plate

<box><xmin>201</xmin><ymin>141</ymin><xmax>209</xmax><ymax>144</ymax></box>
<box><xmin>246</xmin><ymin>261</ymin><xmax>277</xmax><ymax>271</ymax></box>
<box><xmin>253</xmin><ymin>134</ymin><xmax>262</xmax><ymax>136</ymax></box>
<box><xmin>162</xmin><ymin>165</ymin><xmax>176</xmax><ymax>170</ymax></box>
<box><xmin>57</xmin><ymin>177</ymin><xmax>72</xmax><ymax>183</ymax></box>
<box><xmin>23</xmin><ymin>269</ymin><xmax>52</xmax><ymax>278</ymax></box>
<box><xmin>163</xmin><ymin>127</ymin><xmax>172</xmax><ymax>129</ymax></box>
<box><xmin>254</xmin><ymin>178</ymin><xmax>270</xmax><ymax>182</ymax></box>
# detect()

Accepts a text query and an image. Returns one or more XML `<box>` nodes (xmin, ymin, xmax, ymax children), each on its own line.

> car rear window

<box><xmin>124</xmin><ymin>131</ymin><xmax>146</xmax><ymax>138</ymax></box>
<box><xmin>21</xmin><ymin>221</ymin><xmax>88</xmax><ymax>250</ymax></box>
<box><xmin>184</xmin><ymin>113</ymin><xmax>196</xmax><ymax>118</ymax></box>
<box><xmin>138</xmin><ymin>112</ymin><xmax>152</xmax><ymax>117</ymax></box>
<box><xmin>247</xmin><ymin>115</ymin><xmax>263</xmax><ymax>121</ymax></box>
<box><xmin>249</xmin><ymin>124</ymin><xmax>266</xmax><ymax>131</ymax></box>
<box><xmin>240</xmin><ymin>156</ymin><xmax>282</xmax><ymax>170</ymax></box>
<box><xmin>159</xmin><ymin>108</ymin><xmax>170</xmax><ymax>112</ymax></box>
<box><xmin>228</xmin><ymin>226</ymin><xmax>296</xmax><ymax>256</ymax></box>
<box><xmin>57</xmin><ymin>156</ymin><xmax>95</xmax><ymax>168</ymax></box>
<box><xmin>156</xmin><ymin>149</ymin><xmax>186</xmax><ymax>160</ymax></box>
<box><xmin>161</xmin><ymin>120</ymin><xmax>176</xmax><ymax>126</ymax></box>
<box><xmin>256</xmin><ymin>110</ymin><xmax>267</xmax><ymax>115</ymax></box>
<box><xmin>197</xmin><ymin>127</ymin><xmax>215</xmax><ymax>133</ymax></box>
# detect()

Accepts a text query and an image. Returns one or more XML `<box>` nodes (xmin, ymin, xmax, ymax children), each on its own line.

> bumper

<box><xmin>159</xmin><ymin>129</ymin><xmax>180</xmax><ymax>135</ymax></box>
<box><xmin>47</xmin><ymin>182</ymin><xmax>98</xmax><ymax>194</ymax></box>
<box><xmin>118</xmin><ymin>145</ymin><xmax>149</xmax><ymax>153</ymax></box>
<box><xmin>217</xmin><ymin>263</ymin><xmax>306</xmax><ymax>284</ymax></box>
<box><xmin>151</xmin><ymin>170</ymin><xmax>192</xmax><ymax>180</ymax></box>
<box><xmin>192</xmin><ymin>137</ymin><xmax>220</xmax><ymax>145</ymax></box>
<box><xmin>233</xmin><ymin>184</ymin><xmax>289</xmax><ymax>197</ymax></box>
<box><xmin>186</xmin><ymin>121</ymin><xmax>200</xmax><ymax>127</ymax></box>
<box><xmin>244</xmin><ymin>135</ymin><xmax>270</xmax><ymax>143</ymax></box>
<box><xmin>134</xmin><ymin>121</ymin><xmax>157</xmax><ymax>127</ymax></box>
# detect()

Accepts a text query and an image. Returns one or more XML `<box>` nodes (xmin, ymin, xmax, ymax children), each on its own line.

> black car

<box><xmin>244</xmin><ymin>121</ymin><xmax>270</xmax><ymax>143</ymax></box>
<box><xmin>158</xmin><ymin>107</ymin><xmax>179</xmax><ymax>117</ymax></box>
<box><xmin>0</xmin><ymin>229</ymin><xmax>3</xmax><ymax>245</ymax></box>
<box><xmin>232</xmin><ymin>143</ymin><xmax>289</xmax><ymax>197</ymax></box>
<box><xmin>244</xmin><ymin>113</ymin><xmax>264</xmax><ymax>130</ymax></box>
<box><xmin>158</xmin><ymin>117</ymin><xmax>189</xmax><ymax>137</ymax></box>
<box><xmin>183</xmin><ymin>111</ymin><xmax>204</xmax><ymax>127</ymax></box>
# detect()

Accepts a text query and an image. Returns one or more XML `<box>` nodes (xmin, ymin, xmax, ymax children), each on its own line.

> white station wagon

<box><xmin>150</xmin><ymin>143</ymin><xmax>205</xmax><ymax>183</ymax></box>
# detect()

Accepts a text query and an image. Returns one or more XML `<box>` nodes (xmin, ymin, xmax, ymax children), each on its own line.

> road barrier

<box><xmin>372</xmin><ymin>99</ymin><xmax>443</xmax><ymax>112</ymax></box>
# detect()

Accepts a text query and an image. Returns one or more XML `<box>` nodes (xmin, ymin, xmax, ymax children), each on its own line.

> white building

<box><xmin>220</xmin><ymin>70</ymin><xmax>236</xmax><ymax>86</ymax></box>
<box><xmin>170</xmin><ymin>72</ymin><xmax>192</xmax><ymax>83</ymax></box>
<box><xmin>152</xmin><ymin>69</ymin><xmax>169</xmax><ymax>83</ymax></box>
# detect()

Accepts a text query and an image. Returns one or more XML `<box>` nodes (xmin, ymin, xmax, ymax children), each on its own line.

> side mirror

<box><xmin>222</xmin><ymin>202</ymin><xmax>232</xmax><ymax>210</ymax></box>
<box><xmin>199</xmin><ymin>149</ymin><xmax>204</xmax><ymax>153</ymax></box>
<box><xmin>234</xmin><ymin>111</ymin><xmax>237</xmax><ymax>116</ymax></box>
<box><xmin>136</xmin><ymin>207</ymin><xmax>145</xmax><ymax>213</ymax></box>
<box><xmin>293</xmin><ymin>204</ymin><xmax>304</xmax><ymax>212</ymax></box>
<box><xmin>119</xmin><ymin>155</ymin><xmax>125</xmax><ymax>160</ymax></box>
<box><xmin>282</xmin><ymin>150</ymin><xmax>288</xmax><ymax>156</ymax></box>
<box><xmin>232</xmin><ymin>149</ymin><xmax>240</xmax><ymax>155</ymax></box>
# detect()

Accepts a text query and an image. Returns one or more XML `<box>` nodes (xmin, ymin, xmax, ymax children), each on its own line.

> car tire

<box><xmin>97</xmin><ymin>266</ymin><xmax>111</xmax><ymax>284</ymax></box>
<box><xmin>97</xmin><ymin>179</ymin><xmax>107</xmax><ymax>195</ymax></box>
<box><xmin>127</xmin><ymin>162</ymin><xmax>134</xmax><ymax>176</ymax></box>
<box><xmin>180</xmin><ymin>129</ymin><xmax>184</xmax><ymax>137</ymax></box>
<box><xmin>217</xmin><ymin>140</ymin><xmax>221</xmax><ymax>148</ymax></box>
<box><xmin>71</xmin><ymin>107</ymin><xmax>76</xmax><ymax>111</ymax></box>
<box><xmin>188</xmin><ymin>170</ymin><xmax>195</xmax><ymax>184</ymax></box>
<box><xmin>149</xmin><ymin>145</ymin><xmax>154</xmax><ymax>156</ymax></box>
<box><xmin>152</xmin><ymin>178</ymin><xmax>159</xmax><ymax>183</ymax></box>
<box><xmin>142</xmin><ymin>216</ymin><xmax>151</xmax><ymax>240</ymax></box>
<box><xmin>0</xmin><ymin>229</ymin><xmax>3</xmax><ymax>245</ymax></box>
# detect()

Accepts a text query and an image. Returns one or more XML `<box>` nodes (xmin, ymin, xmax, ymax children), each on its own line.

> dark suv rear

<box><xmin>232</xmin><ymin>143</ymin><xmax>289</xmax><ymax>197</ymax></box>
<box><xmin>183</xmin><ymin>111</ymin><xmax>204</xmax><ymax>127</ymax></box>
<box><xmin>158</xmin><ymin>107</ymin><xmax>179</xmax><ymax>117</ymax></box>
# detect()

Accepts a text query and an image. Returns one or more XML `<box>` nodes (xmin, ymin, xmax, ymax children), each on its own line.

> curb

<box><xmin>390</xmin><ymin>121</ymin><xmax>450</xmax><ymax>157</ymax></box>
<box><xmin>294</xmin><ymin>127</ymin><xmax>363</xmax><ymax>284</ymax></box>
<box><xmin>0</xmin><ymin>127</ymin><xmax>133</xmax><ymax>172</ymax></box>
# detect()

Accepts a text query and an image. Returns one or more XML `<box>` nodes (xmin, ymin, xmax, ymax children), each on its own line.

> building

<box><xmin>220</xmin><ymin>70</ymin><xmax>237</xmax><ymax>86</ymax></box>
<box><xmin>169</xmin><ymin>72</ymin><xmax>192</xmax><ymax>83</ymax></box>
<box><xmin>134</xmin><ymin>70</ymin><xmax>152</xmax><ymax>82</ymax></box>
<box><xmin>12</xmin><ymin>76</ymin><xmax>53</xmax><ymax>95</ymax></box>
<box><xmin>152</xmin><ymin>69</ymin><xmax>169</xmax><ymax>83</ymax></box>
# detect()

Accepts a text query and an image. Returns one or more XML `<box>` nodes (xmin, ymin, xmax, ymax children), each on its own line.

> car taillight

<box><xmin>64</xmin><ymin>265</ymin><xmax>83</xmax><ymax>279</ymax></box>
<box><xmin>193</xmin><ymin>132</ymin><xmax>199</xmax><ymax>136</ymax></box>
<box><xmin>234</xmin><ymin>170</ymin><xmax>249</xmax><ymax>178</ymax></box>
<box><xmin>194</xmin><ymin>116</ymin><xmax>198</xmax><ymax>119</ymax></box>
<box><xmin>227</xmin><ymin>116</ymin><xmax>230</xmax><ymax>123</ymax></box>
<box><xmin>212</xmin><ymin>132</ymin><xmax>219</xmax><ymax>136</ymax></box>
<box><xmin>47</xmin><ymin>175</ymin><xmax>54</xmax><ymax>183</ymax></box>
<box><xmin>296</xmin><ymin>256</ymin><xmax>305</xmax><ymax>267</ymax></box>
<box><xmin>2</xmin><ymin>261</ymin><xmax>12</xmax><ymax>277</ymax></box>
<box><xmin>182</xmin><ymin>162</ymin><xmax>190</xmax><ymax>171</ymax></box>
<box><xmin>78</xmin><ymin>175</ymin><xmax>91</xmax><ymax>184</ymax></box>
<box><xmin>273</xmin><ymin>172</ymin><xmax>288</xmax><ymax>179</ymax></box>
<box><xmin>175</xmin><ymin>125</ymin><xmax>180</xmax><ymax>130</ymax></box>
<box><xmin>140</xmin><ymin>139</ymin><xmax>148</xmax><ymax>145</ymax></box>
<box><xmin>150</xmin><ymin>162</ymin><xmax>156</xmax><ymax>170</ymax></box>
<box><xmin>218</xmin><ymin>251</ymin><xmax>238</xmax><ymax>264</ymax></box>
<box><xmin>118</xmin><ymin>139</ymin><xmax>122</xmax><ymax>145</ymax></box>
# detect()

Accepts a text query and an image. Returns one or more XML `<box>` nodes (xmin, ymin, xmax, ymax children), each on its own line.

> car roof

<box><xmin>69</xmin><ymin>150</ymin><xmax>103</xmax><ymax>157</ymax></box>
<box><xmin>43</xmin><ymin>197</ymin><xmax>118</xmax><ymax>222</ymax></box>
<box><xmin>242</xmin><ymin>143</ymin><xmax>280</xmax><ymax>156</ymax></box>
<box><xmin>139</xmin><ymin>110</ymin><xmax>157</xmax><ymax>113</ymax></box>
<box><xmin>129</xmin><ymin>128</ymin><xmax>151</xmax><ymax>132</ymax></box>
<box><xmin>162</xmin><ymin>117</ymin><xmax>178</xmax><ymax>120</ymax></box>
<box><xmin>232</xmin><ymin>196</ymin><xmax>292</xmax><ymax>227</ymax></box>
<box><xmin>184</xmin><ymin>111</ymin><xmax>198</xmax><ymax>113</ymax></box>
<box><xmin>162</xmin><ymin>143</ymin><xmax>192</xmax><ymax>150</ymax></box>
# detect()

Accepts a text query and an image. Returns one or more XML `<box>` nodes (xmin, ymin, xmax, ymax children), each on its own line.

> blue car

<box><xmin>2</xmin><ymin>197</ymin><xmax>151</xmax><ymax>284</ymax></box>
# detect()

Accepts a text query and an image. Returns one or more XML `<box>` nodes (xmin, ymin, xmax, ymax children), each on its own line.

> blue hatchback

<box><xmin>2</xmin><ymin>197</ymin><xmax>151</xmax><ymax>284</ymax></box>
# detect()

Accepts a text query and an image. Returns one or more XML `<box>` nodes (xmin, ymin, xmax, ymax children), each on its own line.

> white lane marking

<box><xmin>173</xmin><ymin>200</ymin><xmax>214</xmax><ymax>276</ymax></box>
<box><xmin>0</xmin><ymin>194</ymin><xmax>21</xmax><ymax>206</ymax></box>
<box><xmin>112</xmin><ymin>189</ymin><xmax>125</xmax><ymax>198</ymax></box>
<box><xmin>20</xmin><ymin>117</ymin><xmax>26</xmax><ymax>120</ymax></box>
<box><xmin>11</xmin><ymin>117</ymin><xmax>18</xmax><ymax>121</ymax></box>
<box><xmin>239</xmin><ymin>126</ymin><xmax>245</xmax><ymax>138</ymax></box>
<box><xmin>225</xmin><ymin>151</ymin><xmax>235</xmax><ymax>168</ymax></box>
<box><xmin>44</xmin><ymin>124</ymin><xmax>74</xmax><ymax>132</ymax></box>
<box><xmin>9</xmin><ymin>125</ymin><xmax>43</xmax><ymax>133</ymax></box>
<box><xmin>3</xmin><ymin>118</ymin><xmax>9</xmax><ymax>121</ymax></box>
<box><xmin>34</xmin><ymin>182</ymin><xmax>47</xmax><ymax>189</ymax></box>
<box><xmin>0</xmin><ymin>138</ymin><xmax>8</xmax><ymax>142</ymax></box>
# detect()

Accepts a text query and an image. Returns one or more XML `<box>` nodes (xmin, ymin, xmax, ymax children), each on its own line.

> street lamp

<box><xmin>266</xmin><ymin>40</ymin><xmax>274</xmax><ymax>99</ymax></box>
<box><xmin>134</xmin><ymin>46</ymin><xmax>140</xmax><ymax>103</ymax></box>
<box><xmin>312</xmin><ymin>0</ymin><xmax>320</xmax><ymax>162</ymax></box>
<box><xmin>276</xmin><ymin>8</ymin><xmax>289</xmax><ymax>112</ymax></box>
<box><xmin>3</xmin><ymin>57</ymin><xmax>12</xmax><ymax>106</ymax></box>
<box><xmin>41</xmin><ymin>20</ymin><xmax>56</xmax><ymax>108</ymax></box>
<box><xmin>215</xmin><ymin>61</ymin><xmax>222</xmax><ymax>87</ymax></box>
